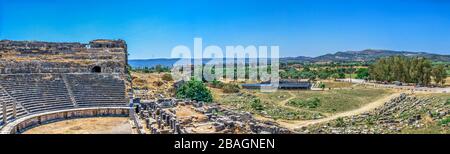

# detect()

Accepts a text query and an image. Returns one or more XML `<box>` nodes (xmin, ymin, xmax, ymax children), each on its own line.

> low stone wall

<box><xmin>0</xmin><ymin>107</ymin><xmax>130</xmax><ymax>134</ymax></box>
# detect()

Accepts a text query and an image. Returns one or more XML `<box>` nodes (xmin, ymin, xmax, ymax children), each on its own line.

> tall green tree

<box><xmin>356</xmin><ymin>68</ymin><xmax>369</xmax><ymax>79</ymax></box>
<box><xmin>369</xmin><ymin>56</ymin><xmax>432</xmax><ymax>86</ymax></box>
<box><xmin>432</xmin><ymin>64</ymin><xmax>447</xmax><ymax>86</ymax></box>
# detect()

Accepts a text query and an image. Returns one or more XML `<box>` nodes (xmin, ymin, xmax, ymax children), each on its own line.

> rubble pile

<box><xmin>136</xmin><ymin>98</ymin><xmax>292</xmax><ymax>134</ymax></box>
<box><xmin>300</xmin><ymin>93</ymin><xmax>449</xmax><ymax>134</ymax></box>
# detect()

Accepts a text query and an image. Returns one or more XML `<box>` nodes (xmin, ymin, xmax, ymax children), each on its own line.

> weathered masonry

<box><xmin>0</xmin><ymin>39</ymin><xmax>130</xmax><ymax>133</ymax></box>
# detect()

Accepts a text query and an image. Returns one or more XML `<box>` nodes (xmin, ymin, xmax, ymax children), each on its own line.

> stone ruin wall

<box><xmin>0</xmin><ymin>39</ymin><xmax>128</xmax><ymax>75</ymax></box>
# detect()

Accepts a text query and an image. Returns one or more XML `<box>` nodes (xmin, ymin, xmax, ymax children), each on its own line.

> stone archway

<box><xmin>91</xmin><ymin>66</ymin><xmax>101</xmax><ymax>73</ymax></box>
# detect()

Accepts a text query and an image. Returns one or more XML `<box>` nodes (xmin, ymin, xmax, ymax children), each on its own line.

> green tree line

<box><xmin>369</xmin><ymin>56</ymin><xmax>447</xmax><ymax>86</ymax></box>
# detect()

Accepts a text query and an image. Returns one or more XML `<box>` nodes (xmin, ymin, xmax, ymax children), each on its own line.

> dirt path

<box><xmin>276</xmin><ymin>91</ymin><xmax>296</xmax><ymax>110</ymax></box>
<box><xmin>276</xmin><ymin>91</ymin><xmax>325</xmax><ymax>115</ymax></box>
<box><xmin>269</xmin><ymin>86</ymin><xmax>449</xmax><ymax>131</ymax></box>
<box><xmin>255</xmin><ymin>92</ymin><xmax>404</xmax><ymax>131</ymax></box>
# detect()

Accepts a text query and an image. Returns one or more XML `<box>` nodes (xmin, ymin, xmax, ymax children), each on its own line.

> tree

<box><xmin>154</xmin><ymin>64</ymin><xmax>170</xmax><ymax>73</ymax></box>
<box><xmin>355</xmin><ymin>68</ymin><xmax>369</xmax><ymax>79</ymax></box>
<box><xmin>318</xmin><ymin>70</ymin><xmax>331</xmax><ymax>79</ymax></box>
<box><xmin>279</xmin><ymin>70</ymin><xmax>289</xmax><ymax>79</ymax></box>
<box><xmin>331</xmin><ymin>73</ymin><xmax>341</xmax><ymax>80</ymax></box>
<box><xmin>432</xmin><ymin>64</ymin><xmax>447</xmax><ymax>86</ymax></box>
<box><xmin>338</xmin><ymin>73</ymin><xmax>346</xmax><ymax>79</ymax></box>
<box><xmin>300</xmin><ymin>71</ymin><xmax>316</xmax><ymax>81</ymax></box>
<box><xmin>287</xmin><ymin>67</ymin><xmax>300</xmax><ymax>79</ymax></box>
<box><xmin>415</xmin><ymin>58</ymin><xmax>432</xmax><ymax>86</ymax></box>
<box><xmin>369</xmin><ymin>56</ymin><xmax>432</xmax><ymax>86</ymax></box>
<box><xmin>318</xmin><ymin>82</ymin><xmax>326</xmax><ymax>90</ymax></box>
<box><xmin>176</xmin><ymin>78</ymin><xmax>213</xmax><ymax>102</ymax></box>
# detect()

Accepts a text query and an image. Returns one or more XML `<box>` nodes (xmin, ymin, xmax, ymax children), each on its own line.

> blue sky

<box><xmin>1</xmin><ymin>0</ymin><xmax>450</xmax><ymax>59</ymax></box>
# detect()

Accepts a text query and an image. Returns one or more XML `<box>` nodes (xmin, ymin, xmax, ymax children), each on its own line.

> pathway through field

<box><xmin>276</xmin><ymin>91</ymin><xmax>325</xmax><ymax>115</ymax></box>
<box><xmin>255</xmin><ymin>92</ymin><xmax>404</xmax><ymax>131</ymax></box>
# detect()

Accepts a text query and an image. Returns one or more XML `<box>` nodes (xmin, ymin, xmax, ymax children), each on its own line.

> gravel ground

<box><xmin>23</xmin><ymin>117</ymin><xmax>132</xmax><ymax>134</ymax></box>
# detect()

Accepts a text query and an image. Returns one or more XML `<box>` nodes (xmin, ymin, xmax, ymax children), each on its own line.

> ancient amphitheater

<box><xmin>0</xmin><ymin>39</ymin><xmax>130</xmax><ymax>134</ymax></box>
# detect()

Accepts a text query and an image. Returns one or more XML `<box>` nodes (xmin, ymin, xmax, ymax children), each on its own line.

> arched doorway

<box><xmin>91</xmin><ymin>66</ymin><xmax>101</xmax><ymax>73</ymax></box>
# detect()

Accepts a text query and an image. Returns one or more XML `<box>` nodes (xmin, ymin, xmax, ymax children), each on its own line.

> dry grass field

<box><xmin>287</xmin><ymin>88</ymin><xmax>392</xmax><ymax>113</ymax></box>
<box><xmin>321</xmin><ymin>81</ymin><xmax>353</xmax><ymax>88</ymax></box>
<box><xmin>131</xmin><ymin>72</ymin><xmax>174</xmax><ymax>99</ymax></box>
<box><xmin>211</xmin><ymin>84</ymin><xmax>394</xmax><ymax>121</ymax></box>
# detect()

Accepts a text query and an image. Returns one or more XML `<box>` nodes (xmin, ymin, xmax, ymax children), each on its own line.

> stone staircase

<box><xmin>62</xmin><ymin>74</ymin><xmax>78</xmax><ymax>107</ymax></box>
<box><xmin>66</xmin><ymin>74</ymin><xmax>127</xmax><ymax>107</ymax></box>
<box><xmin>0</xmin><ymin>86</ymin><xmax>28</xmax><ymax>126</ymax></box>
<box><xmin>0</xmin><ymin>73</ymin><xmax>127</xmax><ymax>127</ymax></box>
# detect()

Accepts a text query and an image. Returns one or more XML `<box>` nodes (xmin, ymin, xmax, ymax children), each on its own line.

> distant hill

<box><xmin>128</xmin><ymin>50</ymin><xmax>450</xmax><ymax>68</ymax></box>
<box><xmin>283</xmin><ymin>49</ymin><xmax>450</xmax><ymax>63</ymax></box>
<box><xmin>281</xmin><ymin>56</ymin><xmax>313</xmax><ymax>63</ymax></box>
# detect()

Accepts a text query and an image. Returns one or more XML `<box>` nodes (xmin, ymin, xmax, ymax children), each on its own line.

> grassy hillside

<box><xmin>287</xmin><ymin>88</ymin><xmax>391</xmax><ymax>113</ymax></box>
<box><xmin>212</xmin><ymin>86</ymin><xmax>393</xmax><ymax>120</ymax></box>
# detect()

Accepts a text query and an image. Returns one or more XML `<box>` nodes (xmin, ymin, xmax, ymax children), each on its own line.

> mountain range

<box><xmin>129</xmin><ymin>49</ymin><xmax>450</xmax><ymax>68</ymax></box>
<box><xmin>282</xmin><ymin>49</ymin><xmax>450</xmax><ymax>63</ymax></box>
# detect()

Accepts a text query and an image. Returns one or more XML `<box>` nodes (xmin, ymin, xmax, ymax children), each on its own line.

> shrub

<box><xmin>364</xmin><ymin>116</ymin><xmax>377</xmax><ymax>125</ymax></box>
<box><xmin>439</xmin><ymin>117</ymin><xmax>450</xmax><ymax>126</ymax></box>
<box><xmin>153</xmin><ymin>80</ymin><xmax>164</xmax><ymax>87</ymax></box>
<box><xmin>222</xmin><ymin>83</ymin><xmax>240</xmax><ymax>93</ymax></box>
<box><xmin>212</xmin><ymin>109</ymin><xmax>224</xmax><ymax>116</ymax></box>
<box><xmin>210</xmin><ymin>79</ymin><xmax>224</xmax><ymax>88</ymax></box>
<box><xmin>142</xmin><ymin>85</ymin><xmax>149</xmax><ymax>90</ymax></box>
<box><xmin>250</xmin><ymin>98</ymin><xmax>264</xmax><ymax>111</ymax></box>
<box><xmin>161</xmin><ymin>73</ymin><xmax>173</xmax><ymax>81</ymax></box>
<box><xmin>132</xmin><ymin>78</ymin><xmax>146</xmax><ymax>85</ymax></box>
<box><xmin>318</xmin><ymin>82</ymin><xmax>326</xmax><ymax>90</ymax></box>
<box><xmin>176</xmin><ymin>78</ymin><xmax>213</xmax><ymax>102</ymax></box>
<box><xmin>334</xmin><ymin>117</ymin><xmax>345</xmax><ymax>127</ymax></box>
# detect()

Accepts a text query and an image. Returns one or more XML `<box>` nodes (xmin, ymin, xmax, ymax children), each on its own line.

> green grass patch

<box><xmin>289</xmin><ymin>88</ymin><xmax>391</xmax><ymax>113</ymax></box>
<box><xmin>254</xmin><ymin>90</ymin><xmax>291</xmax><ymax>102</ymax></box>
<box><xmin>214</xmin><ymin>91</ymin><xmax>321</xmax><ymax>120</ymax></box>
<box><xmin>288</xmin><ymin>97</ymin><xmax>321</xmax><ymax>109</ymax></box>
<box><xmin>345</xmin><ymin>73</ymin><xmax>357</xmax><ymax>79</ymax></box>
<box><xmin>439</xmin><ymin>117</ymin><xmax>450</xmax><ymax>126</ymax></box>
